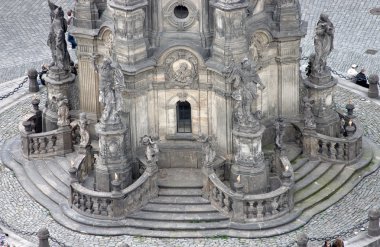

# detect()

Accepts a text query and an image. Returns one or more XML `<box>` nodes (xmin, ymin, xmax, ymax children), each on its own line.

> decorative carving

<box><xmin>47</xmin><ymin>1</ymin><xmax>71</xmax><ymax>71</ymax></box>
<box><xmin>57</xmin><ymin>95</ymin><xmax>70</xmax><ymax>127</ymax></box>
<box><xmin>311</xmin><ymin>14</ymin><xmax>334</xmax><ymax>74</ymax></box>
<box><xmin>103</xmin><ymin>30</ymin><xmax>114</xmax><ymax>57</ymax></box>
<box><xmin>198</xmin><ymin>135</ymin><xmax>217</xmax><ymax>165</ymax></box>
<box><xmin>99</xmin><ymin>58</ymin><xmax>125</xmax><ymax>125</ymax></box>
<box><xmin>79</xmin><ymin>113</ymin><xmax>90</xmax><ymax>147</ymax></box>
<box><xmin>275</xmin><ymin>117</ymin><xmax>285</xmax><ymax>150</ymax></box>
<box><xmin>177</xmin><ymin>92</ymin><xmax>188</xmax><ymax>102</ymax></box>
<box><xmin>115</xmin><ymin>9</ymin><xmax>145</xmax><ymax>40</ymax></box>
<box><xmin>164</xmin><ymin>50</ymin><xmax>198</xmax><ymax>86</ymax></box>
<box><xmin>303</xmin><ymin>96</ymin><xmax>316</xmax><ymax>129</ymax></box>
<box><xmin>250</xmin><ymin>32</ymin><xmax>270</xmax><ymax>64</ymax></box>
<box><xmin>163</xmin><ymin>1</ymin><xmax>198</xmax><ymax>31</ymax></box>
<box><xmin>223</xmin><ymin>57</ymin><xmax>265</xmax><ymax>130</ymax></box>
<box><xmin>141</xmin><ymin>135</ymin><xmax>159</xmax><ymax>163</ymax></box>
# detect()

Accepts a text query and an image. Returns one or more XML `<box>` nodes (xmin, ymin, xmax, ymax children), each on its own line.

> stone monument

<box><xmin>43</xmin><ymin>0</ymin><xmax>75</xmax><ymax>131</ymax></box>
<box><xmin>94</xmin><ymin>58</ymin><xmax>131</xmax><ymax>192</ymax></box>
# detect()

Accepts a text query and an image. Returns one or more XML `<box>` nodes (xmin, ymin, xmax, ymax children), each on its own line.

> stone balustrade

<box><xmin>69</xmin><ymin>158</ymin><xmax>158</xmax><ymax>219</ymax></box>
<box><xmin>206</xmin><ymin>156</ymin><xmax>294</xmax><ymax>222</ymax></box>
<box><xmin>303</xmin><ymin>122</ymin><xmax>363</xmax><ymax>163</ymax></box>
<box><xmin>19</xmin><ymin>119</ymin><xmax>73</xmax><ymax>159</ymax></box>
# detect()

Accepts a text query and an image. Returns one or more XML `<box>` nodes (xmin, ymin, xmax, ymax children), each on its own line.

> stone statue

<box><xmin>303</xmin><ymin>96</ymin><xmax>316</xmax><ymax>129</ymax></box>
<box><xmin>57</xmin><ymin>95</ymin><xmax>70</xmax><ymax>126</ymax></box>
<box><xmin>198</xmin><ymin>135</ymin><xmax>217</xmax><ymax>165</ymax></box>
<box><xmin>224</xmin><ymin>57</ymin><xmax>265</xmax><ymax>128</ymax></box>
<box><xmin>141</xmin><ymin>135</ymin><xmax>159</xmax><ymax>163</ymax></box>
<box><xmin>99</xmin><ymin>58</ymin><xmax>125</xmax><ymax>125</ymax></box>
<box><xmin>79</xmin><ymin>113</ymin><xmax>90</xmax><ymax>147</ymax></box>
<box><xmin>275</xmin><ymin>117</ymin><xmax>285</xmax><ymax>150</ymax></box>
<box><xmin>312</xmin><ymin>14</ymin><xmax>334</xmax><ymax>73</ymax></box>
<box><xmin>47</xmin><ymin>2</ymin><xmax>71</xmax><ymax>71</ymax></box>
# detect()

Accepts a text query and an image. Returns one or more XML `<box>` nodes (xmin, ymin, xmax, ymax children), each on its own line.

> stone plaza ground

<box><xmin>0</xmin><ymin>0</ymin><xmax>380</xmax><ymax>246</ymax></box>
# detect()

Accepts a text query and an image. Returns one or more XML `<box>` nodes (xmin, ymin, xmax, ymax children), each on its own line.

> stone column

<box><xmin>230</xmin><ymin>125</ymin><xmax>268</xmax><ymax>194</ymax></box>
<box><xmin>37</xmin><ymin>228</ymin><xmax>50</xmax><ymax>247</ymax></box>
<box><xmin>109</xmin><ymin>0</ymin><xmax>148</xmax><ymax>66</ymax></box>
<box><xmin>368</xmin><ymin>207</ymin><xmax>380</xmax><ymax>237</ymax></box>
<box><xmin>28</xmin><ymin>68</ymin><xmax>39</xmax><ymax>93</ymax></box>
<box><xmin>210</xmin><ymin>0</ymin><xmax>249</xmax><ymax>63</ymax></box>
<box><xmin>368</xmin><ymin>74</ymin><xmax>379</xmax><ymax>99</ymax></box>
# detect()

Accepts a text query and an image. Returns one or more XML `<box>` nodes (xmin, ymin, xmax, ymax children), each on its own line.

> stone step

<box><xmin>294</xmin><ymin>162</ymin><xmax>332</xmax><ymax>191</ymax></box>
<box><xmin>149</xmin><ymin>196</ymin><xmax>210</xmax><ymax>205</ymax></box>
<box><xmin>158</xmin><ymin>188</ymin><xmax>203</xmax><ymax>197</ymax></box>
<box><xmin>34</xmin><ymin>159</ymin><xmax>69</xmax><ymax>199</ymax></box>
<box><xmin>294</xmin><ymin>160</ymin><xmax>321</xmax><ymax>182</ymax></box>
<box><xmin>44</xmin><ymin>158</ymin><xmax>71</xmax><ymax>187</ymax></box>
<box><xmin>141</xmin><ymin>203</ymin><xmax>217</xmax><ymax>213</ymax></box>
<box><xmin>295</xmin><ymin>163</ymin><xmax>346</xmax><ymax>203</ymax></box>
<box><xmin>21</xmin><ymin>159</ymin><xmax>67</xmax><ymax>205</ymax></box>
<box><xmin>54</xmin><ymin>156</ymin><xmax>72</xmax><ymax>174</ymax></box>
<box><xmin>128</xmin><ymin>211</ymin><xmax>229</xmax><ymax>222</ymax></box>
<box><xmin>291</xmin><ymin>157</ymin><xmax>309</xmax><ymax>171</ymax></box>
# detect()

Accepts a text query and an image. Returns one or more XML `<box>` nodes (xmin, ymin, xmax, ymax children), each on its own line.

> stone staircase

<box><xmin>2</xmin><ymin>136</ymin><xmax>380</xmax><ymax>238</ymax></box>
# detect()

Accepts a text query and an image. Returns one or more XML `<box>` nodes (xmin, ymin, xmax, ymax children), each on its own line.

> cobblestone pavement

<box><xmin>1</xmin><ymin>0</ymin><xmax>380</xmax><ymax>246</ymax></box>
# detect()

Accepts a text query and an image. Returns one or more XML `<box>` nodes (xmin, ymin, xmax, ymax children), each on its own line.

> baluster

<box><xmin>100</xmin><ymin>199</ymin><xmax>108</xmax><ymax>216</ymax></box>
<box><xmin>223</xmin><ymin>196</ymin><xmax>231</xmax><ymax>212</ymax></box>
<box><xmin>322</xmin><ymin>141</ymin><xmax>329</xmax><ymax>158</ymax></box>
<box><xmin>257</xmin><ymin>200</ymin><xmax>264</xmax><ymax>219</ymax></box>
<box><xmin>271</xmin><ymin>197</ymin><xmax>279</xmax><ymax>215</ymax></box>
<box><xmin>93</xmin><ymin>198</ymin><xmax>100</xmax><ymax>215</ymax></box>
<box><xmin>318</xmin><ymin>140</ymin><xmax>323</xmax><ymax>154</ymax></box>
<box><xmin>247</xmin><ymin>202</ymin><xmax>255</xmax><ymax>219</ymax></box>
<box><xmin>29</xmin><ymin>138</ymin><xmax>35</xmax><ymax>154</ymax></box>
<box><xmin>79</xmin><ymin>195</ymin><xmax>86</xmax><ymax>211</ymax></box>
<box><xmin>330</xmin><ymin>142</ymin><xmax>337</xmax><ymax>160</ymax></box>
<box><xmin>85</xmin><ymin>197</ymin><xmax>93</xmax><ymax>214</ymax></box>
<box><xmin>72</xmin><ymin>192</ymin><xmax>79</xmax><ymax>208</ymax></box>
<box><xmin>40</xmin><ymin>137</ymin><xmax>47</xmax><ymax>153</ymax></box>
<box><xmin>336</xmin><ymin>143</ymin><xmax>344</xmax><ymax>160</ymax></box>
<box><xmin>343</xmin><ymin>143</ymin><xmax>349</xmax><ymax>160</ymax></box>
<box><xmin>107</xmin><ymin>199</ymin><xmax>113</xmax><ymax>217</ymax></box>
<box><xmin>212</xmin><ymin>187</ymin><xmax>218</xmax><ymax>202</ymax></box>
<box><xmin>51</xmin><ymin>135</ymin><xmax>57</xmax><ymax>149</ymax></box>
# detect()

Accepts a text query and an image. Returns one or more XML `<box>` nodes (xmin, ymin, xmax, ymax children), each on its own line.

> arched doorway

<box><xmin>176</xmin><ymin>101</ymin><xmax>192</xmax><ymax>133</ymax></box>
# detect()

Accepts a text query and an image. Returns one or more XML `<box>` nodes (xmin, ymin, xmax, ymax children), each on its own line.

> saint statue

<box><xmin>47</xmin><ymin>1</ymin><xmax>71</xmax><ymax>71</ymax></box>
<box><xmin>312</xmin><ymin>14</ymin><xmax>334</xmax><ymax>73</ymax></box>
<box><xmin>303</xmin><ymin>96</ymin><xmax>316</xmax><ymax>129</ymax></box>
<box><xmin>275</xmin><ymin>117</ymin><xmax>285</xmax><ymax>150</ymax></box>
<box><xmin>224</xmin><ymin>57</ymin><xmax>265</xmax><ymax>127</ymax></box>
<box><xmin>99</xmin><ymin>58</ymin><xmax>125</xmax><ymax>125</ymax></box>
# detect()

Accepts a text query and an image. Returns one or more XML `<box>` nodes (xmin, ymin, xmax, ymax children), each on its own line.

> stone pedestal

<box><xmin>37</xmin><ymin>228</ymin><xmax>50</xmax><ymax>247</ymax></box>
<box><xmin>94</xmin><ymin>122</ymin><xmax>132</xmax><ymax>192</ymax></box>
<box><xmin>368</xmin><ymin>74</ymin><xmax>379</xmax><ymax>99</ymax></box>
<box><xmin>230</xmin><ymin>125</ymin><xmax>268</xmax><ymax>194</ymax></box>
<box><xmin>304</xmin><ymin>74</ymin><xmax>340</xmax><ymax>137</ymax></box>
<box><xmin>368</xmin><ymin>207</ymin><xmax>380</xmax><ymax>237</ymax></box>
<box><xmin>42</xmin><ymin>69</ymin><xmax>75</xmax><ymax>131</ymax></box>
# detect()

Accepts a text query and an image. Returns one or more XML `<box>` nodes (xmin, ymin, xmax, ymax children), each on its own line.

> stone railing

<box><xmin>19</xmin><ymin>121</ymin><xmax>73</xmax><ymax>159</ymax></box>
<box><xmin>205</xmin><ymin>156</ymin><xmax>294</xmax><ymax>222</ymax></box>
<box><xmin>69</xmin><ymin>157</ymin><xmax>158</xmax><ymax>219</ymax></box>
<box><xmin>303</xmin><ymin>122</ymin><xmax>363</xmax><ymax>163</ymax></box>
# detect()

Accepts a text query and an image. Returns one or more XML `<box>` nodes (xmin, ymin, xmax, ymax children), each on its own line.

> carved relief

<box><xmin>163</xmin><ymin>0</ymin><xmax>198</xmax><ymax>31</ymax></box>
<box><xmin>103</xmin><ymin>30</ymin><xmax>113</xmax><ymax>57</ymax></box>
<box><xmin>250</xmin><ymin>32</ymin><xmax>270</xmax><ymax>64</ymax></box>
<box><xmin>164</xmin><ymin>50</ymin><xmax>198</xmax><ymax>86</ymax></box>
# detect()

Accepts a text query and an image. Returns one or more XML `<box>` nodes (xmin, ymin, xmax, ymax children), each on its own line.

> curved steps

<box><xmin>2</xmin><ymin>136</ymin><xmax>380</xmax><ymax>238</ymax></box>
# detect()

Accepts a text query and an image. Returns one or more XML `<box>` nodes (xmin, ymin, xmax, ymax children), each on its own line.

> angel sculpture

<box><xmin>198</xmin><ymin>135</ymin><xmax>217</xmax><ymax>165</ymax></box>
<box><xmin>99</xmin><ymin>58</ymin><xmax>125</xmax><ymax>124</ymax></box>
<box><xmin>141</xmin><ymin>135</ymin><xmax>159</xmax><ymax>163</ymax></box>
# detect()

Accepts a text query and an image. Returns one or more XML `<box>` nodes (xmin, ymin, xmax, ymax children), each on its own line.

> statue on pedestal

<box><xmin>312</xmin><ymin>14</ymin><xmax>334</xmax><ymax>74</ymax></box>
<box><xmin>47</xmin><ymin>1</ymin><xmax>71</xmax><ymax>71</ymax></box>
<box><xmin>99</xmin><ymin>58</ymin><xmax>125</xmax><ymax>125</ymax></box>
<box><xmin>57</xmin><ymin>95</ymin><xmax>69</xmax><ymax>127</ymax></box>
<box><xmin>198</xmin><ymin>135</ymin><xmax>217</xmax><ymax>166</ymax></box>
<box><xmin>275</xmin><ymin>117</ymin><xmax>286</xmax><ymax>150</ymax></box>
<box><xmin>79</xmin><ymin>113</ymin><xmax>90</xmax><ymax>147</ymax></box>
<box><xmin>141</xmin><ymin>135</ymin><xmax>159</xmax><ymax>163</ymax></box>
<box><xmin>224</xmin><ymin>57</ymin><xmax>265</xmax><ymax>129</ymax></box>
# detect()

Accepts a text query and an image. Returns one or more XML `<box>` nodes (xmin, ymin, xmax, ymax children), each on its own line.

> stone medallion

<box><xmin>163</xmin><ymin>0</ymin><xmax>198</xmax><ymax>31</ymax></box>
<box><xmin>164</xmin><ymin>49</ymin><xmax>198</xmax><ymax>86</ymax></box>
